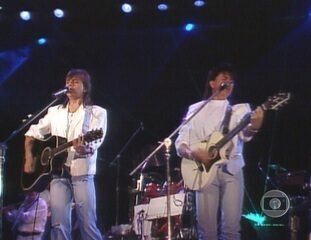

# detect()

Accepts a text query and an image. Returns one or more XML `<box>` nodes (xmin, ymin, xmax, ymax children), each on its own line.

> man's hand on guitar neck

<box><xmin>73</xmin><ymin>136</ymin><xmax>94</xmax><ymax>157</ymax></box>
<box><xmin>245</xmin><ymin>106</ymin><xmax>265</xmax><ymax>136</ymax></box>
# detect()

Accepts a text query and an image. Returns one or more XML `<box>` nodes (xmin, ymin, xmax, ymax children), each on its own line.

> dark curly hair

<box><xmin>202</xmin><ymin>63</ymin><xmax>236</xmax><ymax>99</ymax></box>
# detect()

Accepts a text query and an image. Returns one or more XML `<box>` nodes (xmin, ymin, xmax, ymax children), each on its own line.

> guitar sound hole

<box><xmin>41</xmin><ymin>148</ymin><xmax>52</xmax><ymax>166</ymax></box>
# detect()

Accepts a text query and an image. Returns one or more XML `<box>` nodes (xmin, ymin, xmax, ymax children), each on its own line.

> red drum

<box><xmin>144</xmin><ymin>182</ymin><xmax>161</xmax><ymax>198</ymax></box>
<box><xmin>161</xmin><ymin>181</ymin><xmax>182</xmax><ymax>195</ymax></box>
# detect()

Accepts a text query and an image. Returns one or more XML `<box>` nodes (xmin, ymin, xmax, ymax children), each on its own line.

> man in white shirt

<box><xmin>23</xmin><ymin>69</ymin><xmax>107</xmax><ymax>240</ymax></box>
<box><xmin>175</xmin><ymin>63</ymin><xmax>264</xmax><ymax>240</ymax></box>
<box><xmin>5</xmin><ymin>191</ymin><xmax>48</xmax><ymax>240</ymax></box>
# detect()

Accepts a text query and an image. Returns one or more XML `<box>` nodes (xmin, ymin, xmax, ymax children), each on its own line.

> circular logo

<box><xmin>260</xmin><ymin>189</ymin><xmax>290</xmax><ymax>218</ymax></box>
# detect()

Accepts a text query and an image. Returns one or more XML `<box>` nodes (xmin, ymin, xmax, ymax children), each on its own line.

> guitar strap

<box><xmin>82</xmin><ymin>106</ymin><xmax>93</xmax><ymax>134</ymax></box>
<box><xmin>221</xmin><ymin>105</ymin><xmax>232</xmax><ymax>135</ymax></box>
<box><xmin>220</xmin><ymin>105</ymin><xmax>234</xmax><ymax>175</ymax></box>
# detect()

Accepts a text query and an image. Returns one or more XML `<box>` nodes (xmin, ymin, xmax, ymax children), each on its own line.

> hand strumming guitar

<box><xmin>178</xmin><ymin>143</ymin><xmax>217</xmax><ymax>165</ymax></box>
<box><xmin>24</xmin><ymin>136</ymin><xmax>35</xmax><ymax>173</ymax></box>
<box><xmin>191</xmin><ymin>147</ymin><xmax>218</xmax><ymax>165</ymax></box>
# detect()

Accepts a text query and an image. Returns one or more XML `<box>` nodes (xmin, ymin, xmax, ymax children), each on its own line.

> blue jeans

<box><xmin>196</xmin><ymin>166</ymin><xmax>244</xmax><ymax>240</ymax></box>
<box><xmin>50</xmin><ymin>175</ymin><xmax>103</xmax><ymax>240</ymax></box>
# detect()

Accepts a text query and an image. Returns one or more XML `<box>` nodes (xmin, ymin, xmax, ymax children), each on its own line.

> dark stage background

<box><xmin>0</xmin><ymin>1</ymin><xmax>311</xmax><ymax>239</ymax></box>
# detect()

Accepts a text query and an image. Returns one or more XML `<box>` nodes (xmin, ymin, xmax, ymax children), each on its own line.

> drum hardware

<box><xmin>110</xmin><ymin>224</ymin><xmax>133</xmax><ymax>237</ymax></box>
<box><xmin>151</xmin><ymin>216</ymin><xmax>182</xmax><ymax>239</ymax></box>
<box><xmin>180</xmin><ymin>189</ymin><xmax>197</xmax><ymax>240</ymax></box>
<box><xmin>286</xmin><ymin>177</ymin><xmax>311</xmax><ymax>240</ymax></box>
<box><xmin>276</xmin><ymin>170</ymin><xmax>308</xmax><ymax>191</ymax></box>
<box><xmin>109</xmin><ymin>124</ymin><xmax>144</xmax><ymax>227</ymax></box>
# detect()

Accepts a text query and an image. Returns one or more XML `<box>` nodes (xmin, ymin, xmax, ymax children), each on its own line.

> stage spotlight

<box><xmin>37</xmin><ymin>38</ymin><xmax>47</xmax><ymax>45</ymax></box>
<box><xmin>157</xmin><ymin>4</ymin><xmax>168</xmax><ymax>11</ymax></box>
<box><xmin>184</xmin><ymin>23</ymin><xmax>195</xmax><ymax>31</ymax></box>
<box><xmin>121</xmin><ymin>3</ymin><xmax>132</xmax><ymax>13</ymax></box>
<box><xmin>53</xmin><ymin>8</ymin><xmax>65</xmax><ymax>18</ymax></box>
<box><xmin>194</xmin><ymin>0</ymin><xmax>205</xmax><ymax>7</ymax></box>
<box><xmin>20</xmin><ymin>11</ymin><xmax>31</xmax><ymax>21</ymax></box>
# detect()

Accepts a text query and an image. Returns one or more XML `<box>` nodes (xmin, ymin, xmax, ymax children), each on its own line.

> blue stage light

<box><xmin>194</xmin><ymin>0</ymin><xmax>205</xmax><ymax>7</ymax></box>
<box><xmin>157</xmin><ymin>4</ymin><xmax>168</xmax><ymax>11</ymax></box>
<box><xmin>37</xmin><ymin>38</ymin><xmax>47</xmax><ymax>45</ymax></box>
<box><xmin>20</xmin><ymin>11</ymin><xmax>31</xmax><ymax>21</ymax></box>
<box><xmin>53</xmin><ymin>8</ymin><xmax>65</xmax><ymax>18</ymax></box>
<box><xmin>121</xmin><ymin>3</ymin><xmax>132</xmax><ymax>13</ymax></box>
<box><xmin>185</xmin><ymin>23</ymin><xmax>195</xmax><ymax>31</ymax></box>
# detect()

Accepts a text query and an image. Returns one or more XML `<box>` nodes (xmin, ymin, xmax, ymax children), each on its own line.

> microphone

<box><xmin>52</xmin><ymin>87</ymin><xmax>69</xmax><ymax>98</ymax></box>
<box><xmin>219</xmin><ymin>82</ymin><xmax>228</xmax><ymax>90</ymax></box>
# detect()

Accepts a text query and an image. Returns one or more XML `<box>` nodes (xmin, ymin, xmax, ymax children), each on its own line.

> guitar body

<box><xmin>181</xmin><ymin>131</ymin><xmax>230</xmax><ymax>190</ymax></box>
<box><xmin>21</xmin><ymin>135</ymin><xmax>68</xmax><ymax>192</ymax></box>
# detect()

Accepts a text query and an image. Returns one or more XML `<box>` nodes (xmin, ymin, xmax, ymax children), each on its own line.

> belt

<box><xmin>17</xmin><ymin>231</ymin><xmax>42</xmax><ymax>236</ymax></box>
<box><xmin>51</xmin><ymin>165</ymin><xmax>71</xmax><ymax>179</ymax></box>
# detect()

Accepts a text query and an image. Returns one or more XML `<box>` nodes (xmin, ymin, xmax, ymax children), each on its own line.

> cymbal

<box><xmin>146</xmin><ymin>154</ymin><xmax>165</xmax><ymax>167</ymax></box>
<box><xmin>140</xmin><ymin>144</ymin><xmax>166</xmax><ymax>168</ymax></box>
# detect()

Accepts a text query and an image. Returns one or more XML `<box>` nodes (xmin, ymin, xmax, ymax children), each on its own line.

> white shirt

<box><xmin>7</xmin><ymin>198</ymin><xmax>48</xmax><ymax>233</ymax></box>
<box><xmin>175</xmin><ymin>99</ymin><xmax>252</xmax><ymax>174</ymax></box>
<box><xmin>25</xmin><ymin>104</ymin><xmax>107</xmax><ymax>176</ymax></box>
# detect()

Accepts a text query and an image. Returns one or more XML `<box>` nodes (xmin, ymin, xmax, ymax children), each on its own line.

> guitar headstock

<box><xmin>262</xmin><ymin>92</ymin><xmax>291</xmax><ymax>111</ymax></box>
<box><xmin>84</xmin><ymin>128</ymin><xmax>103</xmax><ymax>143</ymax></box>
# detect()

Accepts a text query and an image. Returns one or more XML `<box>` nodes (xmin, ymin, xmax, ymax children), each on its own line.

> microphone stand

<box><xmin>109</xmin><ymin>123</ymin><xmax>143</xmax><ymax>226</ymax></box>
<box><xmin>129</xmin><ymin>86</ymin><xmax>227</xmax><ymax>240</ymax></box>
<box><xmin>0</xmin><ymin>96</ymin><xmax>62</xmax><ymax>239</ymax></box>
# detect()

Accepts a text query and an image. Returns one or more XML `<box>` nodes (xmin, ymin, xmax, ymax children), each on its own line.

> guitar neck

<box><xmin>215</xmin><ymin>112</ymin><xmax>251</xmax><ymax>149</ymax></box>
<box><xmin>51</xmin><ymin>139</ymin><xmax>75</xmax><ymax>157</ymax></box>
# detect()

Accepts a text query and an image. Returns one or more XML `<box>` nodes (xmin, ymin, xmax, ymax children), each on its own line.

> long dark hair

<box><xmin>62</xmin><ymin>69</ymin><xmax>93</xmax><ymax>107</ymax></box>
<box><xmin>202</xmin><ymin>63</ymin><xmax>236</xmax><ymax>99</ymax></box>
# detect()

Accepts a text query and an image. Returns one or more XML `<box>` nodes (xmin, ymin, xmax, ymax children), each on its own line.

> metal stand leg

<box><xmin>163</xmin><ymin>138</ymin><xmax>172</xmax><ymax>240</ymax></box>
<box><xmin>0</xmin><ymin>143</ymin><xmax>7</xmax><ymax>240</ymax></box>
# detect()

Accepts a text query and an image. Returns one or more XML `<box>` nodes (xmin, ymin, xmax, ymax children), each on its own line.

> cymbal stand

<box><xmin>137</xmin><ymin>209</ymin><xmax>145</xmax><ymax>240</ymax></box>
<box><xmin>109</xmin><ymin>123</ymin><xmax>144</xmax><ymax>225</ymax></box>
<box><xmin>130</xmin><ymin>86</ymin><xmax>227</xmax><ymax>240</ymax></box>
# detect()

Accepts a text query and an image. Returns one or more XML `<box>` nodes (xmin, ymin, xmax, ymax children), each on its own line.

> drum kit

<box><xmin>272</xmin><ymin>167</ymin><xmax>311</xmax><ymax>240</ymax></box>
<box><xmin>127</xmin><ymin>144</ymin><xmax>192</xmax><ymax>240</ymax></box>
